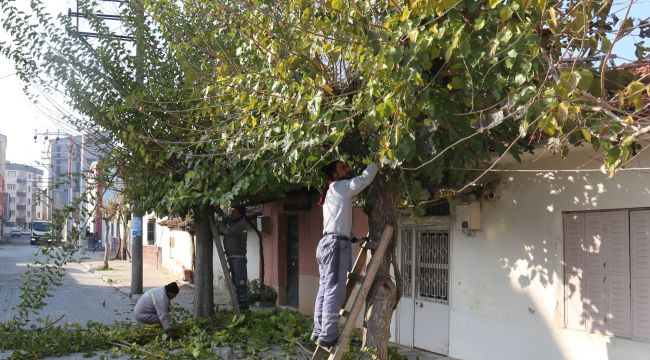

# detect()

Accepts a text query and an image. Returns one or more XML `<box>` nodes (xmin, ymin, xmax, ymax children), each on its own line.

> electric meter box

<box><xmin>457</xmin><ymin>202</ymin><xmax>482</xmax><ymax>230</ymax></box>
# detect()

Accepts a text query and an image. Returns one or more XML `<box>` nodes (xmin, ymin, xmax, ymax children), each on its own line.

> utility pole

<box><xmin>130</xmin><ymin>1</ymin><xmax>145</xmax><ymax>295</ymax></box>
<box><xmin>69</xmin><ymin>0</ymin><xmax>142</xmax><ymax>294</ymax></box>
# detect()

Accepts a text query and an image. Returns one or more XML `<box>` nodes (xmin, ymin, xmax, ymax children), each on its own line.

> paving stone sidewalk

<box><xmin>76</xmin><ymin>251</ymin><xmax>233</xmax><ymax>312</ymax></box>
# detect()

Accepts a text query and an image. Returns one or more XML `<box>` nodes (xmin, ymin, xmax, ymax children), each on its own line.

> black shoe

<box><xmin>316</xmin><ymin>338</ymin><xmax>338</xmax><ymax>348</ymax></box>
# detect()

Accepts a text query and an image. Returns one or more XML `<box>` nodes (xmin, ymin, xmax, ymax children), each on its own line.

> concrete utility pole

<box><xmin>130</xmin><ymin>0</ymin><xmax>145</xmax><ymax>295</ymax></box>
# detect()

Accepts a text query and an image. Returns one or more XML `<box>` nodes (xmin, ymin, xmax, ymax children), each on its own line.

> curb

<box><xmin>77</xmin><ymin>261</ymin><xmax>135</xmax><ymax>299</ymax></box>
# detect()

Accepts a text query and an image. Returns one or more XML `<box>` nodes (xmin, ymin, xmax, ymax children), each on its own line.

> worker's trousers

<box><xmin>312</xmin><ymin>234</ymin><xmax>350</xmax><ymax>343</ymax></box>
<box><xmin>134</xmin><ymin>312</ymin><xmax>160</xmax><ymax>326</ymax></box>
<box><xmin>227</xmin><ymin>255</ymin><xmax>249</xmax><ymax>310</ymax></box>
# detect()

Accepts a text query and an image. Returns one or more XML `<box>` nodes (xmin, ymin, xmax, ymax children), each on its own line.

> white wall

<box><xmin>446</xmin><ymin>147</ymin><xmax>650</xmax><ymax>360</ymax></box>
<box><xmin>142</xmin><ymin>213</ymin><xmax>261</xmax><ymax>287</ymax></box>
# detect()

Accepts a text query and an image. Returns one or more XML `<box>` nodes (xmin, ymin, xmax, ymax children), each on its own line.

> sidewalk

<box><xmin>76</xmin><ymin>251</ymin><xmax>233</xmax><ymax>312</ymax></box>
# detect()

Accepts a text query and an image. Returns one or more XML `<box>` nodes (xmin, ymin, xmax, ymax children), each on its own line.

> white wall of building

<box><xmin>445</xmin><ymin>147</ymin><xmax>650</xmax><ymax>360</ymax></box>
<box><xmin>142</xmin><ymin>213</ymin><xmax>261</xmax><ymax>288</ymax></box>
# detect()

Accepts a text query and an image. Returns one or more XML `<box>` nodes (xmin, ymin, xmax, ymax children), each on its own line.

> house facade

<box><xmin>141</xmin><ymin>212</ymin><xmax>261</xmax><ymax>290</ymax></box>
<box><xmin>258</xmin><ymin>146</ymin><xmax>650</xmax><ymax>360</ymax></box>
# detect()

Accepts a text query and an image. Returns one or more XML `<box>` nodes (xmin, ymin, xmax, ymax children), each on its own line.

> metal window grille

<box><xmin>416</xmin><ymin>230</ymin><xmax>449</xmax><ymax>304</ymax></box>
<box><xmin>401</xmin><ymin>229</ymin><xmax>413</xmax><ymax>298</ymax></box>
<box><xmin>147</xmin><ymin>219</ymin><xmax>156</xmax><ymax>245</ymax></box>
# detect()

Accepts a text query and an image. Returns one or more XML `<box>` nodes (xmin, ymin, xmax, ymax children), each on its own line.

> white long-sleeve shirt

<box><xmin>133</xmin><ymin>287</ymin><xmax>172</xmax><ymax>330</ymax></box>
<box><xmin>322</xmin><ymin>163</ymin><xmax>378</xmax><ymax>238</ymax></box>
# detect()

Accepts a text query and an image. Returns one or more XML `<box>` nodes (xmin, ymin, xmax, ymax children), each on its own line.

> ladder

<box><xmin>311</xmin><ymin>225</ymin><xmax>394</xmax><ymax>360</ymax></box>
<box><xmin>208</xmin><ymin>217</ymin><xmax>241</xmax><ymax>314</ymax></box>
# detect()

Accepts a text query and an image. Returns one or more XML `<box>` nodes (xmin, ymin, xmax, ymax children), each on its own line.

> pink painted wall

<box><xmin>260</xmin><ymin>194</ymin><xmax>369</xmax><ymax>286</ymax></box>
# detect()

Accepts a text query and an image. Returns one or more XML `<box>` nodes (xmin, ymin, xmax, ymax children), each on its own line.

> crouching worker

<box><xmin>134</xmin><ymin>282</ymin><xmax>180</xmax><ymax>339</ymax></box>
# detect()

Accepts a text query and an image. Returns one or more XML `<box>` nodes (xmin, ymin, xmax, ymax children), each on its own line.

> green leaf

<box><xmin>331</xmin><ymin>0</ymin><xmax>344</xmax><ymax>11</ymax></box>
<box><xmin>474</xmin><ymin>17</ymin><xmax>485</xmax><ymax>30</ymax></box>
<box><xmin>489</xmin><ymin>0</ymin><xmax>503</xmax><ymax>9</ymax></box>
<box><xmin>601</xmin><ymin>37</ymin><xmax>612</xmax><ymax>53</ymax></box>
<box><xmin>605</xmin><ymin>147</ymin><xmax>621</xmax><ymax>164</ymax></box>
<box><xmin>626</xmin><ymin>81</ymin><xmax>645</xmax><ymax>110</ymax></box>
<box><xmin>540</xmin><ymin>115</ymin><xmax>558</xmax><ymax>136</ymax></box>
<box><xmin>400</xmin><ymin>6</ymin><xmax>411</xmax><ymax>21</ymax></box>
<box><xmin>514</xmin><ymin>73</ymin><xmax>526</xmax><ymax>85</ymax></box>
<box><xmin>499</xmin><ymin>7</ymin><xmax>513</xmax><ymax>22</ymax></box>
<box><xmin>581</xmin><ymin>128</ymin><xmax>592</xmax><ymax>143</ymax></box>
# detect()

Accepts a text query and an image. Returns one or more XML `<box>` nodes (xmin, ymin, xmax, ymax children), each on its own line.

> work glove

<box><xmin>166</xmin><ymin>328</ymin><xmax>180</xmax><ymax>340</ymax></box>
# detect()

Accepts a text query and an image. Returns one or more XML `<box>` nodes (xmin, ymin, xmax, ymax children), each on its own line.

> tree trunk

<box><xmin>193</xmin><ymin>208</ymin><xmax>214</xmax><ymax>318</ymax></box>
<box><xmin>103</xmin><ymin>219</ymin><xmax>111</xmax><ymax>269</ymax></box>
<box><xmin>362</xmin><ymin>173</ymin><xmax>402</xmax><ymax>359</ymax></box>
<box><xmin>122</xmin><ymin>212</ymin><xmax>129</xmax><ymax>259</ymax></box>
<box><xmin>113</xmin><ymin>212</ymin><xmax>122</xmax><ymax>260</ymax></box>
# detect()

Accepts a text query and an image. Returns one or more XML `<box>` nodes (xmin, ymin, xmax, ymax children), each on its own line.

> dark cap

<box><xmin>321</xmin><ymin>160</ymin><xmax>339</xmax><ymax>180</ymax></box>
<box><xmin>165</xmin><ymin>282</ymin><xmax>180</xmax><ymax>294</ymax></box>
<box><xmin>232</xmin><ymin>205</ymin><xmax>246</xmax><ymax>217</ymax></box>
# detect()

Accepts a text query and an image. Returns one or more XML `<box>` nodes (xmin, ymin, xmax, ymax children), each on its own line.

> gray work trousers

<box><xmin>312</xmin><ymin>235</ymin><xmax>350</xmax><ymax>343</ymax></box>
<box><xmin>134</xmin><ymin>312</ymin><xmax>160</xmax><ymax>326</ymax></box>
<box><xmin>227</xmin><ymin>255</ymin><xmax>249</xmax><ymax>310</ymax></box>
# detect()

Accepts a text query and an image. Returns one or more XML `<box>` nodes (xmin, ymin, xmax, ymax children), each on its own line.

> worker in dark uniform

<box><xmin>218</xmin><ymin>205</ymin><xmax>249</xmax><ymax>311</ymax></box>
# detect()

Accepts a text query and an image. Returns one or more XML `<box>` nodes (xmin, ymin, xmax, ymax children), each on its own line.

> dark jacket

<box><xmin>217</xmin><ymin>218</ymin><xmax>247</xmax><ymax>256</ymax></box>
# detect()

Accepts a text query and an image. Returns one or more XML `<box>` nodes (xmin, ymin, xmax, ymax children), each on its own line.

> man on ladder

<box><xmin>312</xmin><ymin>160</ymin><xmax>378</xmax><ymax>348</ymax></box>
<box><xmin>216</xmin><ymin>205</ymin><xmax>249</xmax><ymax>312</ymax></box>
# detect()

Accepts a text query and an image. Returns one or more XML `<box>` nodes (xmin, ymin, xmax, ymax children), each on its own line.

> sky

<box><xmin>0</xmin><ymin>1</ymin><xmax>73</xmax><ymax>168</ymax></box>
<box><xmin>0</xmin><ymin>1</ymin><xmax>648</xmax><ymax>168</ymax></box>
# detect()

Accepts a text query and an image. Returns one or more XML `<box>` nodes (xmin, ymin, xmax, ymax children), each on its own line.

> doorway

<box><xmin>397</xmin><ymin>227</ymin><xmax>450</xmax><ymax>355</ymax></box>
<box><xmin>286</xmin><ymin>216</ymin><xmax>300</xmax><ymax>308</ymax></box>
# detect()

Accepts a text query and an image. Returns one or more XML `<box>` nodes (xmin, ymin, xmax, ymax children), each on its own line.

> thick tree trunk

<box><xmin>193</xmin><ymin>208</ymin><xmax>214</xmax><ymax>318</ymax></box>
<box><xmin>103</xmin><ymin>219</ymin><xmax>111</xmax><ymax>269</ymax></box>
<box><xmin>362</xmin><ymin>173</ymin><xmax>402</xmax><ymax>359</ymax></box>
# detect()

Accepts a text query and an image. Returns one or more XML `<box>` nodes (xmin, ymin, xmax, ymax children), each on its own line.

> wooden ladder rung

<box><xmin>311</xmin><ymin>344</ymin><xmax>334</xmax><ymax>360</ymax></box>
<box><xmin>347</xmin><ymin>272</ymin><xmax>365</xmax><ymax>283</ymax></box>
<box><xmin>360</xmin><ymin>241</ymin><xmax>378</xmax><ymax>250</ymax></box>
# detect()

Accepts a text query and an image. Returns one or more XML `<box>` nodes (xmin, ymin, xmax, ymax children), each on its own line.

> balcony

<box><xmin>16</xmin><ymin>204</ymin><xmax>26</xmax><ymax>211</ymax></box>
<box><xmin>16</xmin><ymin>192</ymin><xmax>26</xmax><ymax>197</ymax></box>
<box><xmin>15</xmin><ymin>217</ymin><xmax>26</xmax><ymax>225</ymax></box>
<box><xmin>16</xmin><ymin>179</ymin><xmax>27</xmax><ymax>184</ymax></box>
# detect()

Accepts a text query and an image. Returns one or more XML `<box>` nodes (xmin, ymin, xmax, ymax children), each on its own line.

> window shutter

<box><xmin>584</xmin><ymin>213</ymin><xmax>608</xmax><ymax>333</ymax></box>
<box><xmin>630</xmin><ymin>210</ymin><xmax>650</xmax><ymax>341</ymax></box>
<box><xmin>564</xmin><ymin>213</ymin><xmax>586</xmax><ymax>331</ymax></box>
<box><xmin>604</xmin><ymin>211</ymin><xmax>631</xmax><ymax>337</ymax></box>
